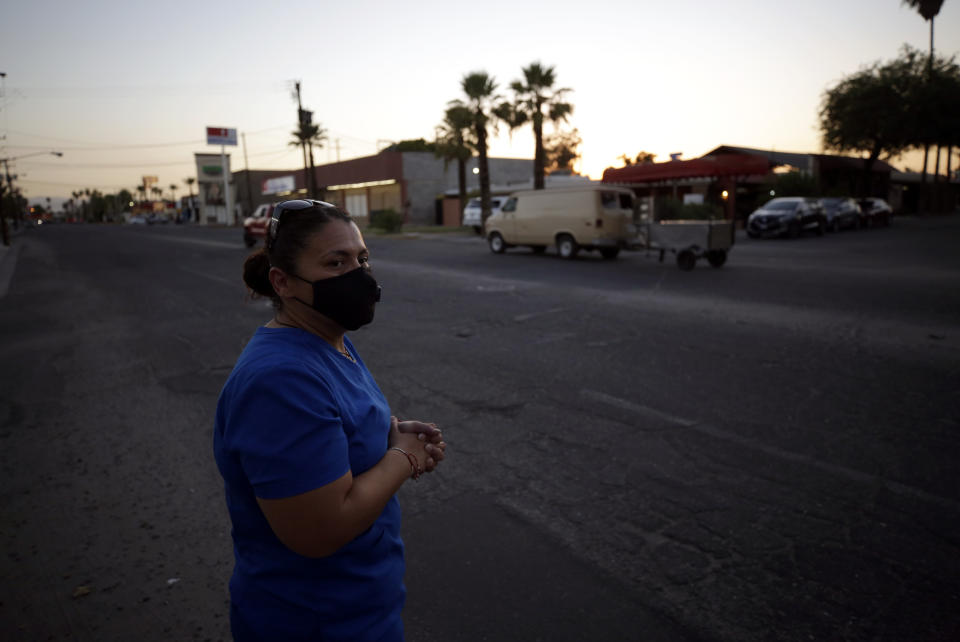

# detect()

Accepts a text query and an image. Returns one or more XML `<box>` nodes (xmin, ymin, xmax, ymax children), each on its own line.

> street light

<box><xmin>1</xmin><ymin>150</ymin><xmax>64</xmax><ymax>246</ymax></box>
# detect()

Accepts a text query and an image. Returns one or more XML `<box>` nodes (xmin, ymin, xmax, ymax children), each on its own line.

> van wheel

<box><xmin>244</xmin><ymin>234</ymin><xmax>256</xmax><ymax>248</ymax></box>
<box><xmin>488</xmin><ymin>232</ymin><xmax>506</xmax><ymax>254</ymax></box>
<box><xmin>677</xmin><ymin>250</ymin><xmax>697</xmax><ymax>271</ymax></box>
<box><xmin>706</xmin><ymin>250</ymin><xmax>727</xmax><ymax>268</ymax></box>
<box><xmin>557</xmin><ymin>235</ymin><xmax>579</xmax><ymax>259</ymax></box>
<box><xmin>599</xmin><ymin>248</ymin><xmax>620</xmax><ymax>260</ymax></box>
<box><xmin>531</xmin><ymin>245</ymin><xmax>547</xmax><ymax>254</ymax></box>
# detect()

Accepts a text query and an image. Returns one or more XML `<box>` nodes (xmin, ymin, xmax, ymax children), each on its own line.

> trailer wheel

<box><xmin>488</xmin><ymin>232</ymin><xmax>506</xmax><ymax>254</ymax></box>
<box><xmin>706</xmin><ymin>249</ymin><xmax>727</xmax><ymax>268</ymax></box>
<box><xmin>677</xmin><ymin>250</ymin><xmax>697</xmax><ymax>271</ymax></box>
<box><xmin>557</xmin><ymin>234</ymin><xmax>579</xmax><ymax>259</ymax></box>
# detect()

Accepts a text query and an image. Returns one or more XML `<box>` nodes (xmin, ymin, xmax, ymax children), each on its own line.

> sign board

<box><xmin>206</xmin><ymin>127</ymin><xmax>238</xmax><ymax>146</ymax></box>
<box><xmin>142</xmin><ymin>175</ymin><xmax>158</xmax><ymax>187</ymax></box>
<box><xmin>262</xmin><ymin>175</ymin><xmax>295</xmax><ymax>195</ymax></box>
<box><xmin>683</xmin><ymin>193</ymin><xmax>704</xmax><ymax>205</ymax></box>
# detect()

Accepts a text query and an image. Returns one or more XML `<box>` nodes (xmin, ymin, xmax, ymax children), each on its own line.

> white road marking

<box><xmin>582</xmin><ymin>388</ymin><xmax>960</xmax><ymax>512</ymax></box>
<box><xmin>581</xmin><ymin>389</ymin><xmax>698</xmax><ymax>427</ymax></box>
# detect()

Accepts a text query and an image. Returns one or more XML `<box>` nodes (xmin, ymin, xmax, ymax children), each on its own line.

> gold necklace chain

<box><xmin>272</xmin><ymin>319</ymin><xmax>356</xmax><ymax>363</ymax></box>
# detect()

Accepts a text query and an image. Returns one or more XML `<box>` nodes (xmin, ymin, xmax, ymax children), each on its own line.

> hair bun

<box><xmin>242</xmin><ymin>249</ymin><xmax>275</xmax><ymax>298</ymax></box>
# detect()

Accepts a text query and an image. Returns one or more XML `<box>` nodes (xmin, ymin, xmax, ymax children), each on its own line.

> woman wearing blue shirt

<box><xmin>214</xmin><ymin>200</ymin><xmax>446</xmax><ymax>641</ymax></box>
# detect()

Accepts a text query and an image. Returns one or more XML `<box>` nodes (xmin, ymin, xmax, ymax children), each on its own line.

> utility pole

<box><xmin>336</xmin><ymin>138</ymin><xmax>341</xmax><ymax>163</ymax></box>
<box><xmin>1</xmin><ymin>159</ymin><xmax>11</xmax><ymax>246</ymax></box>
<box><xmin>242</xmin><ymin>132</ymin><xmax>253</xmax><ymax>216</ymax></box>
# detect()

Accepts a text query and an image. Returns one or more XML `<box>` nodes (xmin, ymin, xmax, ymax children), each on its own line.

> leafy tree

<box><xmin>435</xmin><ymin>104</ymin><xmax>475</xmax><ymax>219</ymax></box>
<box><xmin>819</xmin><ymin>48</ymin><xmax>922</xmax><ymax>195</ymax></box>
<box><xmin>385</xmin><ymin>138</ymin><xmax>437</xmax><ymax>153</ymax></box>
<box><xmin>453</xmin><ymin>71</ymin><xmax>503</xmax><ymax>223</ymax></box>
<box><xmin>544</xmin><ymin>128</ymin><xmax>582</xmax><ymax>175</ymax></box>
<box><xmin>503</xmin><ymin>62</ymin><xmax>573</xmax><ymax>189</ymax></box>
<box><xmin>619</xmin><ymin>151</ymin><xmax>657</xmax><ymax>166</ymax></box>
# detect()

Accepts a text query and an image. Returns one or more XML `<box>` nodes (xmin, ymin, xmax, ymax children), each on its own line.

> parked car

<box><xmin>819</xmin><ymin>197</ymin><xmax>862</xmax><ymax>232</ymax></box>
<box><xmin>128</xmin><ymin>214</ymin><xmax>148</xmax><ymax>225</ymax></box>
<box><xmin>746</xmin><ymin>197</ymin><xmax>826</xmax><ymax>239</ymax></box>
<box><xmin>243</xmin><ymin>202</ymin><xmax>277</xmax><ymax>247</ymax></box>
<box><xmin>146</xmin><ymin>213</ymin><xmax>169</xmax><ymax>225</ymax></box>
<box><xmin>858</xmin><ymin>198</ymin><xmax>892</xmax><ymax>227</ymax></box>
<box><xmin>462</xmin><ymin>196</ymin><xmax>508</xmax><ymax>234</ymax></box>
<box><xmin>485</xmin><ymin>185</ymin><xmax>635</xmax><ymax>259</ymax></box>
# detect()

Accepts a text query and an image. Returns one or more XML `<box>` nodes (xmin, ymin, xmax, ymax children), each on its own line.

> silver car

<box><xmin>747</xmin><ymin>197</ymin><xmax>826</xmax><ymax>239</ymax></box>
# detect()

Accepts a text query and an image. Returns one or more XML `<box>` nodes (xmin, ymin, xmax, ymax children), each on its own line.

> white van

<box><xmin>462</xmin><ymin>196</ymin><xmax>509</xmax><ymax>233</ymax></box>
<box><xmin>484</xmin><ymin>186</ymin><xmax>635</xmax><ymax>259</ymax></box>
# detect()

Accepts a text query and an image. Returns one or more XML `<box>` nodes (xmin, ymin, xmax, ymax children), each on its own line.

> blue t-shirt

<box><xmin>213</xmin><ymin>327</ymin><xmax>405</xmax><ymax>641</ymax></box>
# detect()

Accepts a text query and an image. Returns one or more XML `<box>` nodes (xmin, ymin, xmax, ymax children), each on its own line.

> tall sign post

<box><xmin>206</xmin><ymin>127</ymin><xmax>238</xmax><ymax>224</ymax></box>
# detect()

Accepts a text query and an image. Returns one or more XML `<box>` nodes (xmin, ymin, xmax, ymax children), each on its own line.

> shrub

<box><xmin>369</xmin><ymin>209</ymin><xmax>404</xmax><ymax>233</ymax></box>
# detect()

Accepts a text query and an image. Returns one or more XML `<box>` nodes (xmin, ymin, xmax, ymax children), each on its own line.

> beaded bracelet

<box><xmin>389</xmin><ymin>447</ymin><xmax>422</xmax><ymax>480</ymax></box>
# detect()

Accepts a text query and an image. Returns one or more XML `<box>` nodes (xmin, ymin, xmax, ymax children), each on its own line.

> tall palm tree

<box><xmin>169</xmin><ymin>183</ymin><xmax>178</xmax><ymax>203</ymax></box>
<box><xmin>903</xmin><ymin>0</ymin><xmax>945</xmax><ymax>63</ymax></box>
<box><xmin>290</xmin><ymin>121</ymin><xmax>327</xmax><ymax>198</ymax></box>
<box><xmin>903</xmin><ymin>0</ymin><xmax>946</xmax><ymax>190</ymax></box>
<box><xmin>435</xmin><ymin>104</ymin><xmax>475</xmax><ymax>222</ymax></box>
<box><xmin>136</xmin><ymin>185</ymin><xmax>146</xmax><ymax>202</ymax></box>
<box><xmin>456</xmin><ymin>71</ymin><xmax>504</xmax><ymax>223</ymax></box>
<box><xmin>505</xmin><ymin>62</ymin><xmax>574</xmax><ymax>190</ymax></box>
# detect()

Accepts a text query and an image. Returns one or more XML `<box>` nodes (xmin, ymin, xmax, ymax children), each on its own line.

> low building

<box><xmin>230</xmin><ymin>151</ymin><xmax>532</xmax><ymax>227</ymax></box>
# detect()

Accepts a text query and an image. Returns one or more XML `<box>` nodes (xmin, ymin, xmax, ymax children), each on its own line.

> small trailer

<box><xmin>628</xmin><ymin>219</ymin><xmax>735</xmax><ymax>271</ymax></box>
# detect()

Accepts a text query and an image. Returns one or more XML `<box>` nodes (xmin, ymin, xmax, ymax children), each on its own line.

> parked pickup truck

<box><xmin>243</xmin><ymin>203</ymin><xmax>277</xmax><ymax>247</ymax></box>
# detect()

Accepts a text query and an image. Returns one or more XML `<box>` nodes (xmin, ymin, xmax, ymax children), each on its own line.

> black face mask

<box><xmin>291</xmin><ymin>267</ymin><xmax>381</xmax><ymax>331</ymax></box>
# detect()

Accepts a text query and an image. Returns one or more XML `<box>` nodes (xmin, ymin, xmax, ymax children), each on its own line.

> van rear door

<box><xmin>598</xmin><ymin>191</ymin><xmax>632</xmax><ymax>240</ymax></box>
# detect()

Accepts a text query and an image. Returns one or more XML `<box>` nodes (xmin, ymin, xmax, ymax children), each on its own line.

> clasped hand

<box><xmin>389</xmin><ymin>416</ymin><xmax>446</xmax><ymax>474</ymax></box>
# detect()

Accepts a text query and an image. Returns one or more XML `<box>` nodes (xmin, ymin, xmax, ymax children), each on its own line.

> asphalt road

<box><xmin>1</xmin><ymin>217</ymin><xmax>958</xmax><ymax>641</ymax></box>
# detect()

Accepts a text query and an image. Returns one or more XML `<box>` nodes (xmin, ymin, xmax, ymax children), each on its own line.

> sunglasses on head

<box><xmin>267</xmin><ymin>199</ymin><xmax>335</xmax><ymax>251</ymax></box>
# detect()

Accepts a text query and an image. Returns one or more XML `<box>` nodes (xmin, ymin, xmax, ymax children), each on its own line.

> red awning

<box><xmin>602</xmin><ymin>154</ymin><xmax>770</xmax><ymax>184</ymax></box>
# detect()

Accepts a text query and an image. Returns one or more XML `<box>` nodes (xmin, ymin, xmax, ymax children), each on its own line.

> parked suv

<box><xmin>462</xmin><ymin>196</ymin><xmax>508</xmax><ymax>234</ymax></box>
<box><xmin>819</xmin><ymin>197</ymin><xmax>862</xmax><ymax>232</ymax></box>
<box><xmin>243</xmin><ymin>203</ymin><xmax>277</xmax><ymax>247</ymax></box>
<box><xmin>858</xmin><ymin>198</ymin><xmax>892</xmax><ymax>227</ymax></box>
<box><xmin>747</xmin><ymin>197</ymin><xmax>826</xmax><ymax>238</ymax></box>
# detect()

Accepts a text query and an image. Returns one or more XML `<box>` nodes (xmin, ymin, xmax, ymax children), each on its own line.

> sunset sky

<box><xmin>2</xmin><ymin>0</ymin><xmax>959</xmax><ymax>201</ymax></box>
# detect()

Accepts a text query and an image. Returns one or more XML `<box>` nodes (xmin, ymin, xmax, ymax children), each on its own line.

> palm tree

<box><xmin>456</xmin><ymin>71</ymin><xmax>504</xmax><ymax>224</ymax></box>
<box><xmin>169</xmin><ymin>183</ymin><xmax>178</xmax><ymax>203</ymax></box>
<box><xmin>505</xmin><ymin>62</ymin><xmax>574</xmax><ymax>190</ymax></box>
<box><xmin>435</xmin><ymin>104</ymin><xmax>475</xmax><ymax>222</ymax></box>
<box><xmin>290</xmin><ymin>121</ymin><xmax>327</xmax><ymax>198</ymax></box>
<box><xmin>136</xmin><ymin>185</ymin><xmax>146</xmax><ymax>203</ymax></box>
<box><xmin>903</xmin><ymin>0</ymin><xmax>946</xmax><ymax>191</ymax></box>
<box><xmin>151</xmin><ymin>186</ymin><xmax>162</xmax><ymax>201</ymax></box>
<box><xmin>184</xmin><ymin>177</ymin><xmax>197</xmax><ymax>223</ymax></box>
<box><xmin>903</xmin><ymin>0</ymin><xmax>945</xmax><ymax>63</ymax></box>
